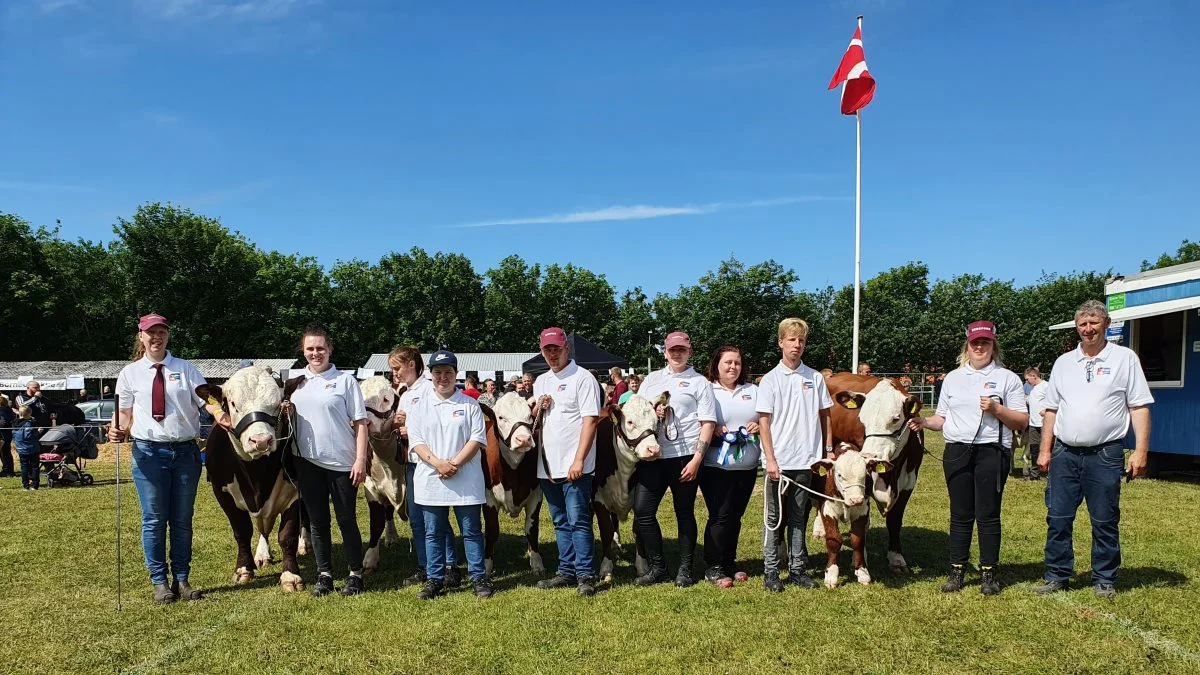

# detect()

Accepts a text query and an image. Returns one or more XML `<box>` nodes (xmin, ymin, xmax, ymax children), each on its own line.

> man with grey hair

<box><xmin>1033</xmin><ymin>299</ymin><xmax>1153</xmax><ymax>598</ymax></box>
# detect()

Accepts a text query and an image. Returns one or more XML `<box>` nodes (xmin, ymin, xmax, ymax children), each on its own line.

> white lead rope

<box><xmin>763</xmin><ymin>471</ymin><xmax>851</xmax><ymax>533</ymax></box>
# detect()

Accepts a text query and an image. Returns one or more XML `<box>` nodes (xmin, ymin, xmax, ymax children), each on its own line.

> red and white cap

<box><xmin>966</xmin><ymin>320</ymin><xmax>996</xmax><ymax>341</ymax></box>
<box><xmin>665</xmin><ymin>331</ymin><xmax>691</xmax><ymax>349</ymax></box>
<box><xmin>138</xmin><ymin>313</ymin><xmax>169</xmax><ymax>331</ymax></box>
<box><xmin>539</xmin><ymin>327</ymin><xmax>567</xmax><ymax>348</ymax></box>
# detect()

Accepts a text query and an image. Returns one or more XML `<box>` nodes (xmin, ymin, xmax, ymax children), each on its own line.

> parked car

<box><xmin>77</xmin><ymin>400</ymin><xmax>116</xmax><ymax>440</ymax></box>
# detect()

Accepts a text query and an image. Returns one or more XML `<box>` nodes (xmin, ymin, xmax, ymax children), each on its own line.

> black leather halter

<box><xmin>233</xmin><ymin>410</ymin><xmax>279</xmax><ymax>438</ymax></box>
<box><xmin>613</xmin><ymin>406</ymin><xmax>658</xmax><ymax>448</ymax></box>
<box><xmin>366</xmin><ymin>392</ymin><xmax>400</xmax><ymax>421</ymax></box>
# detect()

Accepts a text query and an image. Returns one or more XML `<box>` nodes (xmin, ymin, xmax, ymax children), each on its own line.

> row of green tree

<box><xmin>4</xmin><ymin>204</ymin><xmax>1197</xmax><ymax>373</ymax></box>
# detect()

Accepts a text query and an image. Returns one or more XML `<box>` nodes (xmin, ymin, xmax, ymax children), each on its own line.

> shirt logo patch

<box><xmin>452</xmin><ymin>409</ymin><xmax>465</xmax><ymax>418</ymax></box>
<box><xmin>411</xmin><ymin>397</ymin><xmax>420</xmax><ymax>404</ymax></box>
<box><xmin>1096</xmin><ymin>367</ymin><xmax>1111</xmax><ymax>376</ymax></box>
<box><xmin>324</xmin><ymin>383</ymin><xmax>336</xmax><ymax>390</ymax></box>
<box><xmin>167</xmin><ymin>373</ymin><xmax>181</xmax><ymax>382</ymax></box>
<box><xmin>678</xmin><ymin>381</ymin><xmax>690</xmax><ymax>388</ymax></box>
<box><xmin>741</xmin><ymin>394</ymin><xmax>752</xmax><ymax>401</ymax></box>
<box><xmin>802</xmin><ymin>380</ymin><xmax>814</xmax><ymax>390</ymax></box>
<box><xmin>557</xmin><ymin>383</ymin><xmax>568</xmax><ymax>392</ymax></box>
<box><xmin>983</xmin><ymin>381</ymin><xmax>998</xmax><ymax>390</ymax></box>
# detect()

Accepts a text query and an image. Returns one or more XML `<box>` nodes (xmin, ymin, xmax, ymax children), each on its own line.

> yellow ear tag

<box><xmin>875</xmin><ymin>463</ymin><xmax>889</xmax><ymax>473</ymax></box>
<box><xmin>206</xmin><ymin>395</ymin><xmax>220</xmax><ymax>407</ymax></box>
<box><xmin>818</xmin><ymin>466</ymin><xmax>828</xmax><ymax>476</ymax></box>
<box><xmin>843</xmin><ymin>400</ymin><xmax>858</xmax><ymax>409</ymax></box>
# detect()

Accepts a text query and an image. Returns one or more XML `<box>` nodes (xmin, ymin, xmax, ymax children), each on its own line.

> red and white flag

<box><xmin>828</xmin><ymin>17</ymin><xmax>875</xmax><ymax>115</ymax></box>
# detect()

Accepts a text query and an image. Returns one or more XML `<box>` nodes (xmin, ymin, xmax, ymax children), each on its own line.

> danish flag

<box><xmin>827</xmin><ymin>17</ymin><xmax>875</xmax><ymax>115</ymax></box>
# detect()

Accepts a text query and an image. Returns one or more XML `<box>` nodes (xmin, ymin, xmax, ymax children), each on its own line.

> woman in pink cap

<box><xmin>908</xmin><ymin>321</ymin><xmax>1027</xmax><ymax>596</ymax></box>
<box><xmin>630</xmin><ymin>331</ymin><xmax>716</xmax><ymax>587</ymax></box>
<box><xmin>109</xmin><ymin>313</ymin><xmax>219</xmax><ymax>604</ymax></box>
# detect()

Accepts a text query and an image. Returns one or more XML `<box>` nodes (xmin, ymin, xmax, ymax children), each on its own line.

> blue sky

<box><xmin>2</xmin><ymin>0</ymin><xmax>1196</xmax><ymax>297</ymax></box>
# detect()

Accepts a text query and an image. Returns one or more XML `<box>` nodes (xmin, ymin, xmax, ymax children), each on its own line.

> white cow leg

<box><xmin>854</xmin><ymin>567</ymin><xmax>872</xmax><ymax>585</ymax></box>
<box><xmin>599</xmin><ymin>557</ymin><xmax>614</xmax><ymax>583</ymax></box>
<box><xmin>297</xmin><ymin>527</ymin><xmax>310</xmax><ymax>557</ymax></box>
<box><xmin>254</xmin><ymin>534</ymin><xmax>273</xmax><ymax>569</ymax></box>
<box><xmin>887</xmin><ymin>550</ymin><xmax>909</xmax><ymax>574</ymax></box>
<box><xmin>811</xmin><ymin>515</ymin><xmax>826</xmax><ymax>540</ymax></box>
<box><xmin>529</xmin><ymin>551</ymin><xmax>545</xmax><ymax>577</ymax></box>
<box><xmin>824</xmin><ymin>564</ymin><xmax>840</xmax><ymax>589</ymax></box>
<box><xmin>363</xmin><ymin>545</ymin><xmax>380</xmax><ymax>574</ymax></box>
<box><xmin>384</xmin><ymin>517</ymin><xmax>400</xmax><ymax>547</ymax></box>
<box><xmin>279</xmin><ymin>570</ymin><xmax>303</xmax><ymax>592</ymax></box>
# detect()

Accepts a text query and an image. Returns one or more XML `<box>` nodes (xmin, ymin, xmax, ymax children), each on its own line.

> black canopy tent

<box><xmin>521</xmin><ymin>334</ymin><xmax>629</xmax><ymax>375</ymax></box>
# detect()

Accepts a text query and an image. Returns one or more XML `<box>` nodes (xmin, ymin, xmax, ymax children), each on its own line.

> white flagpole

<box><xmin>851</xmin><ymin>106</ymin><xmax>862</xmax><ymax>373</ymax></box>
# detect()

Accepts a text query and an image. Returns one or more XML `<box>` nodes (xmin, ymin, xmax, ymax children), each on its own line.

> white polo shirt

<box><xmin>398</xmin><ymin>377</ymin><xmax>433</xmax><ymax>463</ymax></box>
<box><xmin>408</xmin><ymin>389</ymin><xmax>487</xmax><ymax>506</ymax></box>
<box><xmin>755</xmin><ymin>361</ymin><xmax>833</xmax><ymax>470</ymax></box>
<box><xmin>704</xmin><ymin>382</ymin><xmax>760</xmax><ymax>470</ymax></box>
<box><xmin>533</xmin><ymin>360</ymin><xmax>601</xmax><ymax>480</ymax></box>
<box><xmin>638</xmin><ymin>366</ymin><xmax>717</xmax><ymax>460</ymax></box>
<box><xmin>116</xmin><ymin>352</ymin><xmax>207</xmax><ymax>443</ymax></box>
<box><xmin>1027</xmin><ymin>380</ymin><xmax>1049</xmax><ymax>428</ymax></box>
<box><xmin>936</xmin><ymin>362</ymin><xmax>1026</xmax><ymax>448</ymax></box>
<box><xmin>1043</xmin><ymin>342</ymin><xmax>1154</xmax><ymax>447</ymax></box>
<box><xmin>290</xmin><ymin>365</ymin><xmax>367</xmax><ymax>472</ymax></box>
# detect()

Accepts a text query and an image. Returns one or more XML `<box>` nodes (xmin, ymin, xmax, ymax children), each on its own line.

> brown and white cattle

<box><xmin>811</xmin><ymin>444</ymin><xmax>892</xmax><ymax>587</ymax></box>
<box><xmin>591</xmin><ymin>393</ymin><xmax>661</xmax><ymax>581</ymax></box>
<box><xmin>824</xmin><ymin>373</ymin><xmax>925</xmax><ymax>574</ymax></box>
<box><xmin>480</xmin><ymin>392</ymin><xmax>544</xmax><ymax>577</ymax></box>
<box><xmin>359</xmin><ymin>376</ymin><xmax>406</xmax><ymax>574</ymax></box>
<box><xmin>197</xmin><ymin>366</ymin><xmax>305</xmax><ymax>592</ymax></box>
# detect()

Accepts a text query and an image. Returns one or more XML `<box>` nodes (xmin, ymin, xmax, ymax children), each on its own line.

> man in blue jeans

<box><xmin>532</xmin><ymin>327</ymin><xmax>602</xmax><ymax>597</ymax></box>
<box><xmin>1034</xmin><ymin>300</ymin><xmax>1154</xmax><ymax>599</ymax></box>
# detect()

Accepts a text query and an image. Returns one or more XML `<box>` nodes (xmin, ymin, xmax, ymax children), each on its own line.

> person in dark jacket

<box><xmin>13</xmin><ymin>406</ymin><xmax>41</xmax><ymax>490</ymax></box>
<box><xmin>0</xmin><ymin>394</ymin><xmax>15</xmax><ymax>477</ymax></box>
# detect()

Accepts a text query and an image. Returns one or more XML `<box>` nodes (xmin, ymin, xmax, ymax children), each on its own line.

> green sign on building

<box><xmin>1107</xmin><ymin>293</ymin><xmax>1126</xmax><ymax>311</ymax></box>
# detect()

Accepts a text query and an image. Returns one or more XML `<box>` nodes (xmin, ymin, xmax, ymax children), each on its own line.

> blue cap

<box><xmin>427</xmin><ymin>350</ymin><xmax>457</xmax><ymax>369</ymax></box>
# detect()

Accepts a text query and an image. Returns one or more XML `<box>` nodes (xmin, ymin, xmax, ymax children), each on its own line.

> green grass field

<box><xmin>3</xmin><ymin>433</ymin><xmax>1199</xmax><ymax>674</ymax></box>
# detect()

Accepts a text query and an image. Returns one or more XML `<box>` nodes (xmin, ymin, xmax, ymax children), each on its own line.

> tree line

<box><xmin>3</xmin><ymin>204</ymin><xmax>1196</xmax><ymax>374</ymax></box>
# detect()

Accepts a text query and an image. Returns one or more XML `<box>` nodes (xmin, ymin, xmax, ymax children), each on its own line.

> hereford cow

<box><xmin>824</xmin><ymin>373</ymin><xmax>925</xmax><ymax>574</ymax></box>
<box><xmin>197</xmin><ymin>366</ymin><xmax>305</xmax><ymax>592</ymax></box>
<box><xmin>480</xmin><ymin>392</ymin><xmax>543</xmax><ymax>577</ymax></box>
<box><xmin>592</xmin><ymin>393</ymin><xmax>661</xmax><ymax>582</ymax></box>
<box><xmin>811</xmin><ymin>444</ymin><xmax>893</xmax><ymax>587</ymax></box>
<box><xmin>359</xmin><ymin>376</ymin><xmax>406</xmax><ymax>574</ymax></box>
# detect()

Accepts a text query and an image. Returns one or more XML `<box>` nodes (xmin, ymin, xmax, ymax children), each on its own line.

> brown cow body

<box><xmin>480</xmin><ymin>401</ymin><xmax>544</xmax><ymax>577</ymax></box>
<box><xmin>824</xmin><ymin>373</ymin><xmax>925</xmax><ymax>574</ymax></box>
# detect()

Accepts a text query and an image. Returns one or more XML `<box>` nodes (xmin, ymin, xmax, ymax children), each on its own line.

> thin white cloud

<box><xmin>452</xmin><ymin>195</ymin><xmax>837</xmax><ymax>229</ymax></box>
<box><xmin>140</xmin><ymin>0</ymin><xmax>317</xmax><ymax>23</ymax></box>
<box><xmin>0</xmin><ymin>180</ymin><xmax>98</xmax><ymax>193</ymax></box>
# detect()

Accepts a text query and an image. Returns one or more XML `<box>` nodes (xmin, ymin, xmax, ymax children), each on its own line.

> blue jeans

<box><xmin>1044</xmin><ymin>440</ymin><xmax>1124</xmax><ymax>586</ymax></box>
<box><xmin>131</xmin><ymin>440</ymin><xmax>202</xmax><ymax>585</ymax></box>
<box><xmin>541</xmin><ymin>474</ymin><xmax>595</xmax><ymax>579</ymax></box>
<box><xmin>405</xmin><ymin>463</ymin><xmax>457</xmax><ymax>570</ymax></box>
<box><xmin>422</xmin><ymin>504</ymin><xmax>485</xmax><ymax>584</ymax></box>
<box><xmin>19</xmin><ymin>452</ymin><xmax>40</xmax><ymax>489</ymax></box>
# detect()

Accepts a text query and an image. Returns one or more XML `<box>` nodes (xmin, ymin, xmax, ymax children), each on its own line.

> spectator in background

<box><xmin>16</xmin><ymin>381</ymin><xmax>50</xmax><ymax>431</ymax></box>
<box><xmin>608</xmin><ymin>367</ymin><xmax>628</xmax><ymax>406</ymax></box>
<box><xmin>857</xmin><ymin>363</ymin><xmax>872</xmax><ymax>376</ymax></box>
<box><xmin>618</xmin><ymin>374</ymin><xmax>641</xmax><ymax>405</ymax></box>
<box><xmin>521</xmin><ymin>374</ymin><xmax>535</xmax><ymax>400</ymax></box>
<box><xmin>0</xmin><ymin>394</ymin><xmax>15</xmax><ymax>477</ymax></box>
<box><xmin>1023</xmin><ymin>367</ymin><xmax>1049</xmax><ymax>480</ymax></box>
<box><xmin>478</xmin><ymin>379</ymin><xmax>497</xmax><ymax>407</ymax></box>
<box><xmin>462</xmin><ymin>376</ymin><xmax>481</xmax><ymax>400</ymax></box>
<box><xmin>77</xmin><ymin>388</ymin><xmax>91</xmax><ymax>403</ymax></box>
<box><xmin>101</xmin><ymin>386</ymin><xmax>113</xmax><ymax>400</ymax></box>
<box><xmin>14</xmin><ymin>406</ymin><xmax>40</xmax><ymax>490</ymax></box>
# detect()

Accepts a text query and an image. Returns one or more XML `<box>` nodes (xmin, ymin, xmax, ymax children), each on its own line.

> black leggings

<box><xmin>699</xmin><ymin>466</ymin><xmax>756</xmax><ymax>575</ymax></box>
<box><xmin>943</xmin><ymin>442</ymin><xmax>1011</xmax><ymax>567</ymax></box>
<box><xmin>0</xmin><ymin>433</ymin><xmax>14</xmax><ymax>474</ymax></box>
<box><xmin>632</xmin><ymin>455</ymin><xmax>699</xmax><ymax>573</ymax></box>
<box><xmin>295</xmin><ymin>457</ymin><xmax>363</xmax><ymax>575</ymax></box>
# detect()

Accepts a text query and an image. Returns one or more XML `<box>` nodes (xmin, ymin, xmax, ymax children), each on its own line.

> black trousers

<box><xmin>943</xmin><ymin>442</ymin><xmax>1011</xmax><ymax>567</ymax></box>
<box><xmin>295</xmin><ymin>457</ymin><xmax>363</xmax><ymax>575</ymax></box>
<box><xmin>699</xmin><ymin>466</ymin><xmax>757</xmax><ymax>575</ymax></box>
<box><xmin>632</xmin><ymin>456</ymin><xmax>699</xmax><ymax>573</ymax></box>
<box><xmin>0</xmin><ymin>433</ymin><xmax>14</xmax><ymax>474</ymax></box>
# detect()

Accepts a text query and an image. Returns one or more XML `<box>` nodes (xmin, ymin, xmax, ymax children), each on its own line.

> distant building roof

<box><xmin>0</xmin><ymin>358</ymin><xmax>299</xmax><ymax>381</ymax></box>
<box><xmin>362</xmin><ymin>353</ymin><xmax>537</xmax><ymax>373</ymax></box>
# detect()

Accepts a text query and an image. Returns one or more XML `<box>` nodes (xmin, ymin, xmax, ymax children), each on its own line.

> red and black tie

<box><xmin>152</xmin><ymin>363</ymin><xmax>166</xmax><ymax>422</ymax></box>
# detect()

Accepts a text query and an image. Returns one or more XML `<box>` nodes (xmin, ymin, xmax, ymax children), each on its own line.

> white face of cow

<box><xmin>617</xmin><ymin>395</ymin><xmax>661</xmax><ymax>460</ymax></box>
<box><xmin>842</xmin><ymin>379</ymin><xmax>919</xmax><ymax>463</ymax></box>
<box><xmin>360</xmin><ymin>376</ymin><xmax>397</xmax><ymax>439</ymax></box>
<box><xmin>815</xmin><ymin>447</ymin><xmax>871</xmax><ymax>506</ymax></box>
<box><xmin>206</xmin><ymin>366</ymin><xmax>283</xmax><ymax>461</ymax></box>
<box><xmin>491</xmin><ymin>392</ymin><xmax>534</xmax><ymax>453</ymax></box>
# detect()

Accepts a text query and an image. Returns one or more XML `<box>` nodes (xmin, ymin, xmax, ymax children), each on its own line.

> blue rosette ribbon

<box><xmin>716</xmin><ymin>426</ymin><xmax>759</xmax><ymax>466</ymax></box>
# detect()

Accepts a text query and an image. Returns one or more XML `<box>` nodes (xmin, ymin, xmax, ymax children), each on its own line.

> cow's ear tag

<box><xmin>843</xmin><ymin>399</ymin><xmax>859</xmax><ymax>409</ymax></box>
<box><xmin>875</xmin><ymin>462</ymin><xmax>889</xmax><ymax>473</ymax></box>
<box><xmin>206</xmin><ymin>395</ymin><xmax>221</xmax><ymax>408</ymax></box>
<box><xmin>817</xmin><ymin>466</ymin><xmax>828</xmax><ymax>476</ymax></box>
<box><xmin>907</xmin><ymin>400</ymin><xmax>920</xmax><ymax>415</ymax></box>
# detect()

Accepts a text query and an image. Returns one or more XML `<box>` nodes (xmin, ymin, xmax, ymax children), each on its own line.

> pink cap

<box><xmin>966</xmin><ymin>320</ymin><xmax>996</xmax><ymax>341</ymax></box>
<box><xmin>138</xmin><ymin>313</ymin><xmax>169</xmax><ymax>331</ymax></box>
<box><xmin>665</xmin><ymin>331</ymin><xmax>692</xmax><ymax>349</ymax></box>
<box><xmin>539</xmin><ymin>327</ymin><xmax>567</xmax><ymax>348</ymax></box>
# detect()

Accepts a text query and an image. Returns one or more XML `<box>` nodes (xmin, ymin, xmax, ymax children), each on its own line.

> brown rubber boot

<box><xmin>172</xmin><ymin>580</ymin><xmax>204</xmax><ymax>601</ymax></box>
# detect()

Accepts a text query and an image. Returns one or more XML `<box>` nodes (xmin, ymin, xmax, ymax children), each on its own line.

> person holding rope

<box><xmin>532</xmin><ymin>327</ymin><xmax>602</xmax><ymax>596</ymax></box>
<box><xmin>282</xmin><ymin>323</ymin><xmax>370</xmax><ymax>597</ymax></box>
<box><xmin>388</xmin><ymin>345</ymin><xmax>463</xmax><ymax>589</ymax></box>
<box><xmin>108</xmin><ymin>313</ymin><xmax>216</xmax><ymax>604</ymax></box>
<box><xmin>908</xmin><ymin>320</ymin><xmax>1027</xmax><ymax>595</ymax></box>
<box><xmin>407</xmin><ymin>350</ymin><xmax>491</xmax><ymax>600</ymax></box>
<box><xmin>631</xmin><ymin>331</ymin><xmax>716</xmax><ymax>588</ymax></box>
<box><xmin>699</xmin><ymin>345</ymin><xmax>759</xmax><ymax>587</ymax></box>
<box><xmin>756</xmin><ymin>318</ymin><xmax>830</xmax><ymax>592</ymax></box>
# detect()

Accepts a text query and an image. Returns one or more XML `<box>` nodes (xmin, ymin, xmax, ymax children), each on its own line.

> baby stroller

<box><xmin>39</xmin><ymin>425</ymin><xmax>97</xmax><ymax>488</ymax></box>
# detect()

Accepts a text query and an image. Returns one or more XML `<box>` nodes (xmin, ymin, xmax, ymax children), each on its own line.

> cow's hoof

<box><xmin>887</xmin><ymin>551</ymin><xmax>909</xmax><ymax>574</ymax></box>
<box><xmin>280</xmin><ymin>571</ymin><xmax>304</xmax><ymax>592</ymax></box>
<box><xmin>824</xmin><ymin>565</ymin><xmax>840</xmax><ymax>589</ymax></box>
<box><xmin>529</xmin><ymin>552</ymin><xmax>545</xmax><ymax>577</ymax></box>
<box><xmin>363</xmin><ymin>547</ymin><xmax>380</xmax><ymax>575</ymax></box>
<box><xmin>233</xmin><ymin>567</ymin><xmax>254</xmax><ymax>585</ymax></box>
<box><xmin>598</xmin><ymin>557</ymin><xmax>614</xmax><ymax>583</ymax></box>
<box><xmin>854</xmin><ymin>567</ymin><xmax>872</xmax><ymax>586</ymax></box>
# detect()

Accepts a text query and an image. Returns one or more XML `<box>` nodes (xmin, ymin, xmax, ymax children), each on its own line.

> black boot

<box><xmin>634</xmin><ymin>567</ymin><xmax>669</xmax><ymax>587</ymax></box>
<box><xmin>311</xmin><ymin>573</ymin><xmax>334</xmax><ymax>597</ymax></box>
<box><xmin>941</xmin><ymin>564</ymin><xmax>966</xmax><ymax>593</ymax></box>
<box><xmin>980</xmin><ymin>566</ymin><xmax>1001</xmax><ymax>596</ymax></box>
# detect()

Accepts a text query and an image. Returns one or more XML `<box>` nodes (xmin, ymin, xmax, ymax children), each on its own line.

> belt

<box><xmin>1060</xmin><ymin>441</ymin><xmax>1120</xmax><ymax>454</ymax></box>
<box><xmin>133</xmin><ymin>438</ymin><xmax>198</xmax><ymax>448</ymax></box>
